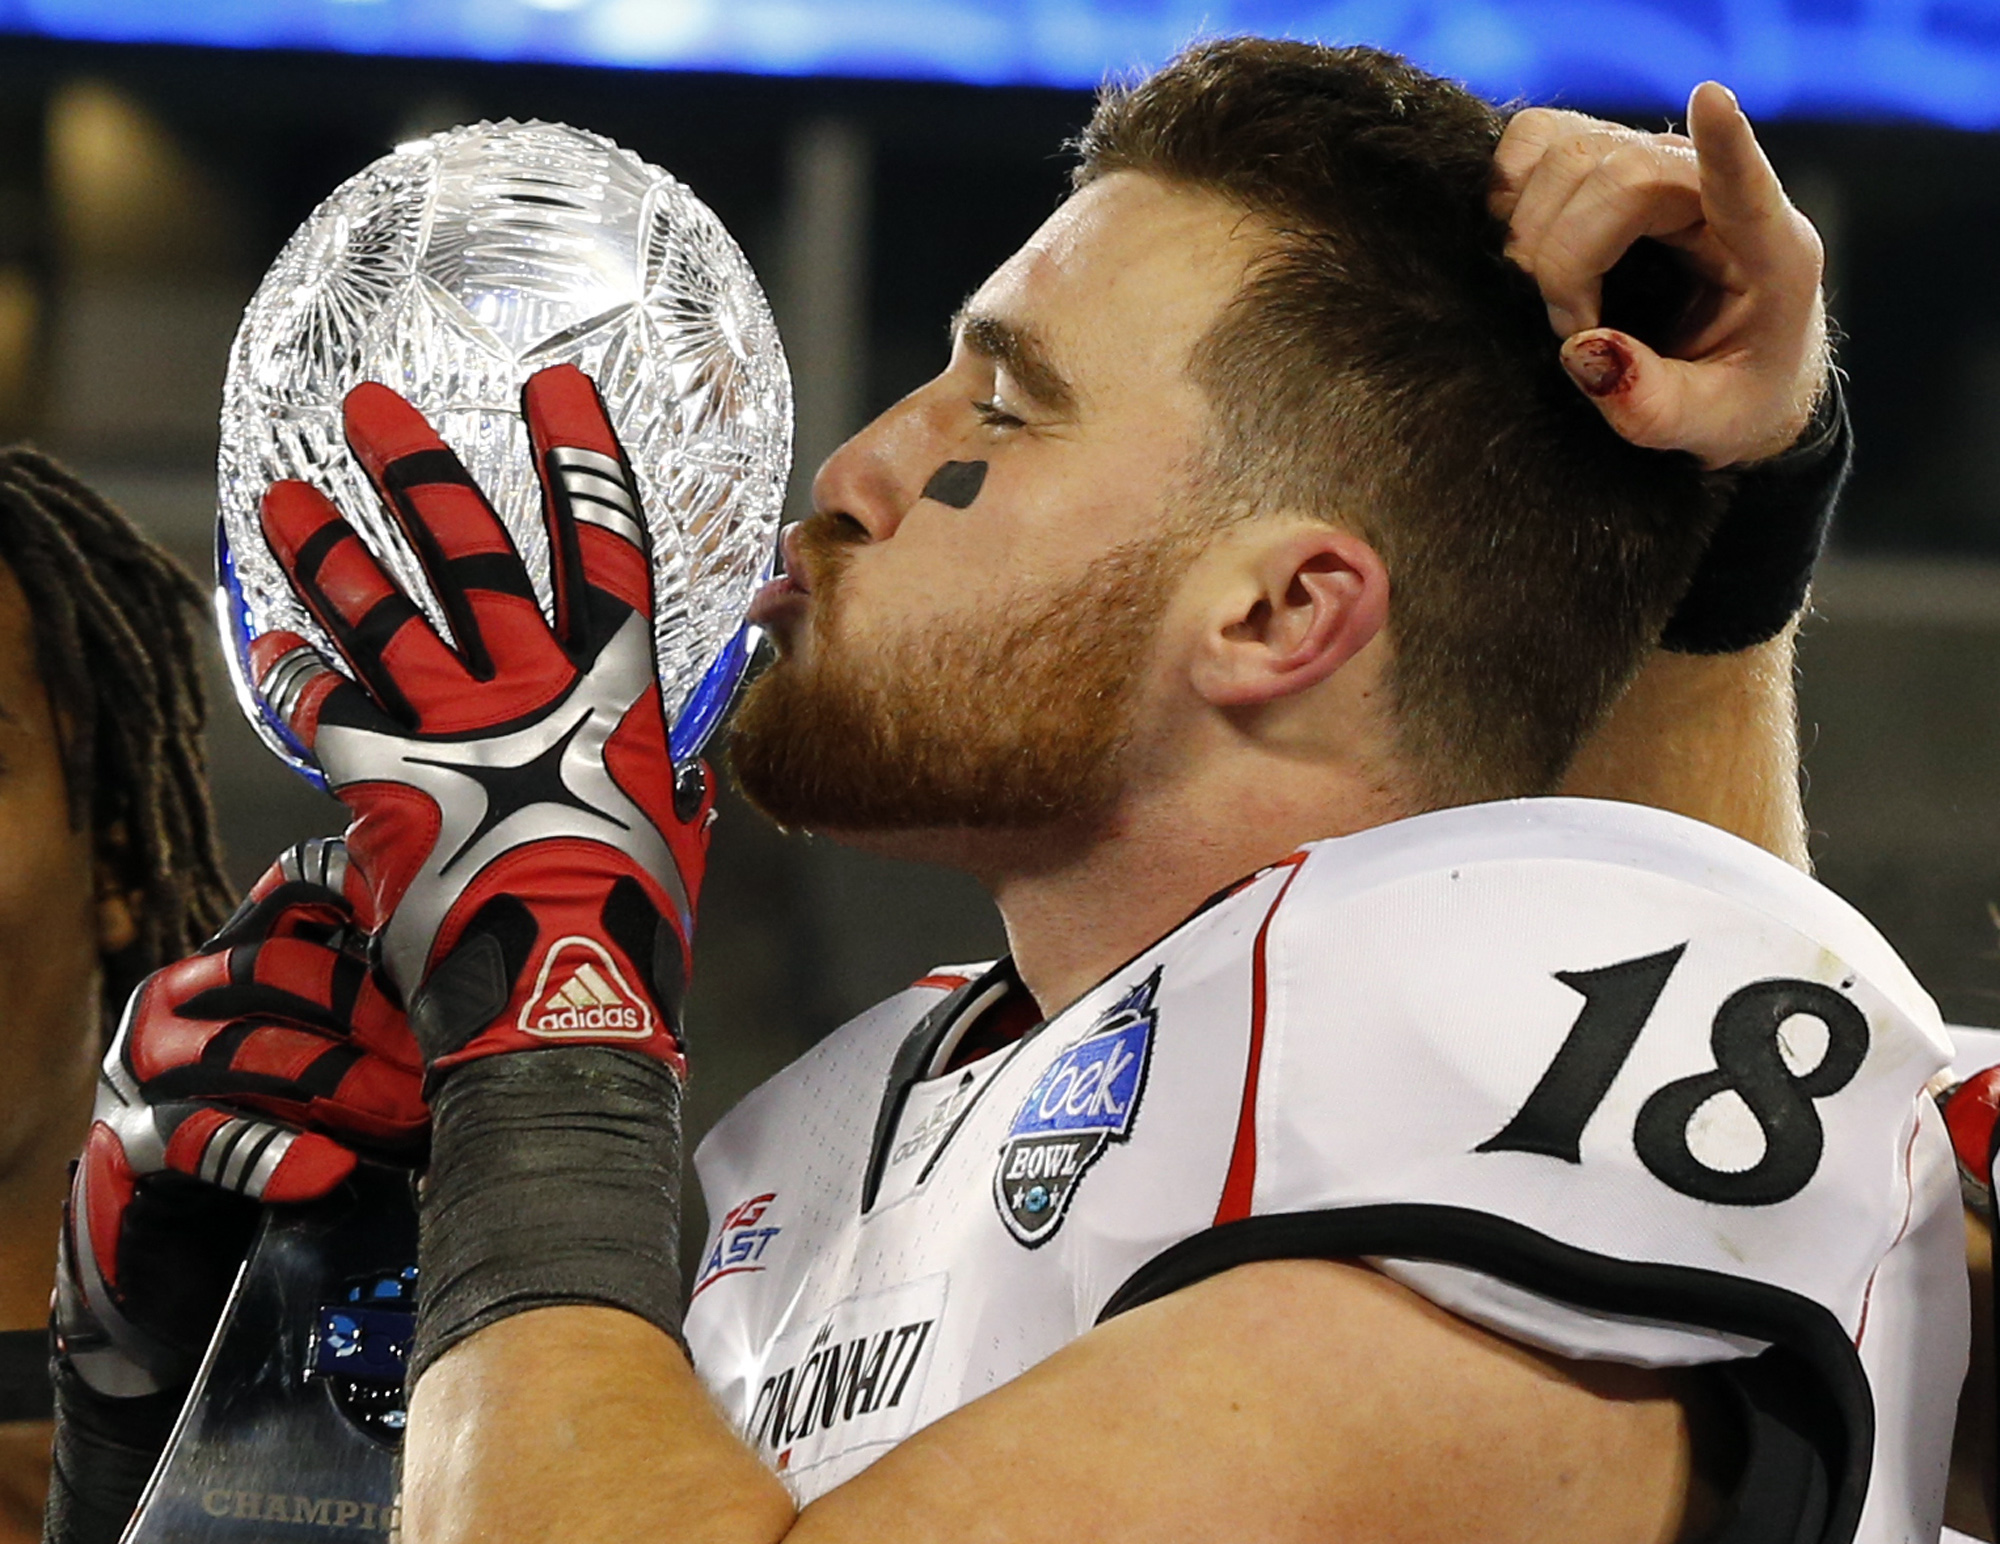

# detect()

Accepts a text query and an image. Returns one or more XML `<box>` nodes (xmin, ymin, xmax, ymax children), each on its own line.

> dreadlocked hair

<box><xmin>0</xmin><ymin>448</ymin><xmax>231</xmax><ymax>1026</ymax></box>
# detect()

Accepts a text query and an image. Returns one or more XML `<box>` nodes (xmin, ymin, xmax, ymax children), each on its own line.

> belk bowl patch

<box><xmin>994</xmin><ymin>968</ymin><xmax>1158</xmax><ymax>1245</ymax></box>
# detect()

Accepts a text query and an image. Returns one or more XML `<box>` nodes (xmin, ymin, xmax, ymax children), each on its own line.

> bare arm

<box><xmin>400</xmin><ymin>1309</ymin><xmax>790</xmax><ymax>1544</ymax></box>
<box><xmin>403</xmin><ymin>1260</ymin><xmax>1707</xmax><ymax>1544</ymax></box>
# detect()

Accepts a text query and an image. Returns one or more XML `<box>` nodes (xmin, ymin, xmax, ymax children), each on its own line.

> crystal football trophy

<box><xmin>126</xmin><ymin>122</ymin><xmax>791</xmax><ymax>1542</ymax></box>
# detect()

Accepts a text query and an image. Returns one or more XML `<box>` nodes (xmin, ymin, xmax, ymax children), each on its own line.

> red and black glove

<box><xmin>249</xmin><ymin>365</ymin><xmax>708</xmax><ymax>1081</ymax></box>
<box><xmin>251</xmin><ymin>366</ymin><xmax>706</xmax><ymax>1382</ymax></box>
<box><xmin>49</xmin><ymin>840</ymin><xmax>421</xmax><ymax>1544</ymax></box>
<box><xmin>1941</xmin><ymin>1067</ymin><xmax>2000</xmax><ymax>1537</ymax></box>
<box><xmin>1942</xmin><ymin>1068</ymin><xmax>2000</xmax><ymax>1214</ymax></box>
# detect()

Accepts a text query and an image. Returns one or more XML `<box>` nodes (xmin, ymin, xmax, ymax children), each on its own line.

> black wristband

<box><xmin>43</xmin><ymin>1354</ymin><xmax>184</xmax><ymax>1544</ymax></box>
<box><xmin>1660</xmin><ymin>373</ymin><xmax>1851</xmax><ymax>655</ymax></box>
<box><xmin>411</xmin><ymin>1048</ymin><xmax>684</xmax><ymax>1387</ymax></box>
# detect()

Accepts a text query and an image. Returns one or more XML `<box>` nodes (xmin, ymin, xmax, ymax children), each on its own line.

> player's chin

<box><xmin>725</xmin><ymin>669</ymin><xmax>820</xmax><ymax>816</ymax></box>
<box><xmin>728</xmin><ymin>683</ymin><xmax>916</xmax><ymax>836</ymax></box>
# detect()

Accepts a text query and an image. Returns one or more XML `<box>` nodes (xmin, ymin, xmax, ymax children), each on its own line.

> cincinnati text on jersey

<box><xmin>742</xmin><ymin>1277</ymin><xmax>947</xmax><ymax>1475</ymax></box>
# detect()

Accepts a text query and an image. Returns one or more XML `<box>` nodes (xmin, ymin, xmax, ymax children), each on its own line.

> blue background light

<box><xmin>1</xmin><ymin>0</ymin><xmax>1996</xmax><ymax>126</ymax></box>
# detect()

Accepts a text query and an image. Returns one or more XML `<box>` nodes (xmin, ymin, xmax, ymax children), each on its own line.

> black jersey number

<box><xmin>1477</xmin><ymin>945</ymin><xmax>1870</xmax><ymax>1206</ymax></box>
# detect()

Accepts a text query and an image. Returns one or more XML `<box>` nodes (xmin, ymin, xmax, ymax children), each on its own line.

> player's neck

<box><xmin>831</xmin><ymin>679</ymin><xmax>1418</xmax><ymax>1015</ymax></box>
<box><xmin>984</xmin><ymin>759</ymin><xmax>1409</xmax><ymax>1016</ymax></box>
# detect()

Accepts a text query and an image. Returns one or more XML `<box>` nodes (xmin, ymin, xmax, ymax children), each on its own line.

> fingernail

<box><xmin>1699</xmin><ymin>79</ymin><xmax>1741</xmax><ymax>113</ymax></box>
<box><xmin>1563</xmin><ymin>336</ymin><xmax>1629</xmax><ymax>398</ymax></box>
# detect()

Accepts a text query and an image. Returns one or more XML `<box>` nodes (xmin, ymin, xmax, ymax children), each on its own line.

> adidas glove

<box><xmin>251</xmin><ymin>364</ymin><xmax>707</xmax><ymax>1081</ymax></box>
<box><xmin>253</xmin><ymin>365</ymin><xmax>708</xmax><ymax>1380</ymax></box>
<box><xmin>48</xmin><ymin>840</ymin><xmax>421</xmax><ymax>1544</ymax></box>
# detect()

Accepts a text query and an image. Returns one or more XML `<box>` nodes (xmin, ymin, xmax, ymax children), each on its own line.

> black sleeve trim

<box><xmin>1097</xmin><ymin>1203</ymin><xmax>1871</xmax><ymax>1544</ymax></box>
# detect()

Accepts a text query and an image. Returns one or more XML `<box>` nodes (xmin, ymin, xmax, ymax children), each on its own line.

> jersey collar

<box><xmin>856</xmin><ymin>855</ymin><xmax>1301</xmax><ymax>1216</ymax></box>
<box><xmin>860</xmin><ymin>959</ymin><xmax>1028</xmax><ymax>1214</ymax></box>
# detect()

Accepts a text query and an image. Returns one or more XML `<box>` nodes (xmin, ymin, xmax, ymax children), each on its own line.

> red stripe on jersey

<box><xmin>911</xmin><ymin>973</ymin><xmax>971</xmax><ymax>993</ymax></box>
<box><xmin>1214</xmin><ymin>855</ymin><xmax>1309</xmax><ymax>1225</ymax></box>
<box><xmin>1855</xmin><ymin>1114</ymin><xmax>1924</xmax><ymax>1348</ymax></box>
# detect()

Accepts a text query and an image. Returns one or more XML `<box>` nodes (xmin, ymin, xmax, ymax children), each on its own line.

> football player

<box><xmin>52</xmin><ymin>38</ymin><xmax>1938</xmax><ymax>1544</ymax></box>
<box><xmin>0</xmin><ymin>454</ymin><xmax>231</xmax><ymax>1542</ymax></box>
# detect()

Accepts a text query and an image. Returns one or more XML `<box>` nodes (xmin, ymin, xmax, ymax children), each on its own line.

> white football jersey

<box><xmin>687</xmin><ymin>798</ymin><xmax>1965</xmax><ymax>1543</ymax></box>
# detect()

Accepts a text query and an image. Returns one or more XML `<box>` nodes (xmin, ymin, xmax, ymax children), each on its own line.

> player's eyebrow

<box><xmin>951</xmin><ymin>308</ymin><xmax>1079</xmax><ymax>418</ymax></box>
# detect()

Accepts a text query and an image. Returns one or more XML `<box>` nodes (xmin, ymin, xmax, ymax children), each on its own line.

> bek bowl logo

<box><xmin>994</xmin><ymin>968</ymin><xmax>1158</xmax><ymax>1246</ymax></box>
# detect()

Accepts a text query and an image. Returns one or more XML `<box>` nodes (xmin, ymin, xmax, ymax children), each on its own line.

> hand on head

<box><xmin>1493</xmin><ymin>83</ymin><xmax>1829</xmax><ymax>469</ymax></box>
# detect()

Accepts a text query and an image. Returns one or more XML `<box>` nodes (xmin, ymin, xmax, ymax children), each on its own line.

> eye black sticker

<box><xmin>921</xmin><ymin>460</ymin><xmax>987</xmax><ymax>509</ymax></box>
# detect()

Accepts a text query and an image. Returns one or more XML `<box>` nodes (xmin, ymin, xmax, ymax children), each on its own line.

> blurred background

<box><xmin>2</xmin><ymin>0</ymin><xmax>1999</xmax><ymax>1255</ymax></box>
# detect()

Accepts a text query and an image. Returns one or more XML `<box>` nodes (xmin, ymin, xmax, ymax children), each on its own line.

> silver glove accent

<box><xmin>550</xmin><ymin>445</ymin><xmax>646</xmax><ymax>546</ymax></box>
<box><xmin>278</xmin><ymin>835</ymin><xmax>351</xmax><ymax>895</ymax></box>
<box><xmin>313</xmin><ymin>610</ymin><xmax>688</xmax><ymax>995</ymax></box>
<box><xmin>258</xmin><ymin>643</ymin><xmax>330</xmax><ymax>728</ymax></box>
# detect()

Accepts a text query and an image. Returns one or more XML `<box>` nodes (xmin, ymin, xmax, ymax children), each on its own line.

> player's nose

<box><xmin>809</xmin><ymin>397</ymin><xmax>932</xmax><ymax>542</ymax></box>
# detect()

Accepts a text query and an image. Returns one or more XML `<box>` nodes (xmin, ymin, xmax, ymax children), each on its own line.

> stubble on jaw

<box><xmin>727</xmin><ymin>512</ymin><xmax>1196</xmax><ymax>838</ymax></box>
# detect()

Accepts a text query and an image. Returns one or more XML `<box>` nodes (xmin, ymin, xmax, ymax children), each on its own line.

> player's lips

<box><xmin>747</xmin><ymin>523</ymin><xmax>811</xmax><ymax>627</ymax></box>
<box><xmin>747</xmin><ymin>574</ymin><xmax>804</xmax><ymax>626</ymax></box>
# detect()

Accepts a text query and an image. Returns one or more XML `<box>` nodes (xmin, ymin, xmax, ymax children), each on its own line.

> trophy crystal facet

<box><xmin>215</xmin><ymin>119</ymin><xmax>791</xmax><ymax>781</ymax></box>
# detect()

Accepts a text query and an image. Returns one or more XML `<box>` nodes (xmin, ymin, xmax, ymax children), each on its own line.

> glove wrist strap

<box><xmin>411</xmin><ymin>1048</ymin><xmax>684</xmax><ymax>1386</ymax></box>
<box><xmin>1660</xmin><ymin>373</ymin><xmax>1851</xmax><ymax>656</ymax></box>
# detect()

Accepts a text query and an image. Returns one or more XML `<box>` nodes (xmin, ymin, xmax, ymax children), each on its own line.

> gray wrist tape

<box><xmin>410</xmin><ymin>1048</ymin><xmax>684</xmax><ymax>1387</ymax></box>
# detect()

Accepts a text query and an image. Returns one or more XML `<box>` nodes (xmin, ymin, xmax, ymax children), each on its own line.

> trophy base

<box><xmin>124</xmin><ymin>1165</ymin><xmax>418</xmax><ymax>1542</ymax></box>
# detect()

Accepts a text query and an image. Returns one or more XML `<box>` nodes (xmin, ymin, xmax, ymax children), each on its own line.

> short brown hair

<box><xmin>1077</xmin><ymin>39</ymin><xmax>1725</xmax><ymax>803</ymax></box>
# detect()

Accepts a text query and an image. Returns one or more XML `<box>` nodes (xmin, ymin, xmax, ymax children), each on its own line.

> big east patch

<box><xmin>995</xmin><ymin>969</ymin><xmax>1158</xmax><ymax>1245</ymax></box>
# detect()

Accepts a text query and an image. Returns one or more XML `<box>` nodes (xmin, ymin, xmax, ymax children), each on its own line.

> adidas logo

<box><xmin>518</xmin><ymin>936</ymin><xmax>655</xmax><ymax>1040</ymax></box>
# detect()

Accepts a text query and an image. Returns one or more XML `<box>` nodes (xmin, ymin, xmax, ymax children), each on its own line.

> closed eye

<box><xmin>972</xmin><ymin>398</ymin><xmax>1026</xmax><ymax>430</ymax></box>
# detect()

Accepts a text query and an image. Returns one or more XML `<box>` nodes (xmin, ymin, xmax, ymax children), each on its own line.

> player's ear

<box><xmin>1186</xmin><ymin>521</ymin><xmax>1388</xmax><ymax>708</ymax></box>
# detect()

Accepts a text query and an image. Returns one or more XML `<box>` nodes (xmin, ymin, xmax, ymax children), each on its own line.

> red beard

<box><xmin>729</xmin><ymin>514</ymin><xmax>1187</xmax><ymax>834</ymax></box>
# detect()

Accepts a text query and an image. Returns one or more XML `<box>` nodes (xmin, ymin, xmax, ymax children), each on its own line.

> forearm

<box><xmin>1553</xmin><ymin>375</ymin><xmax>1843</xmax><ymax>869</ymax></box>
<box><xmin>403</xmin><ymin>1258</ymin><xmax>1705</xmax><ymax>1544</ymax></box>
<box><xmin>401</xmin><ymin>1050</ymin><xmax>739</xmax><ymax>1544</ymax></box>
<box><xmin>403</xmin><ymin>1307</ymin><xmax>793</xmax><ymax>1544</ymax></box>
<box><xmin>1559</xmin><ymin>627</ymin><xmax>1805</xmax><ymax>868</ymax></box>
